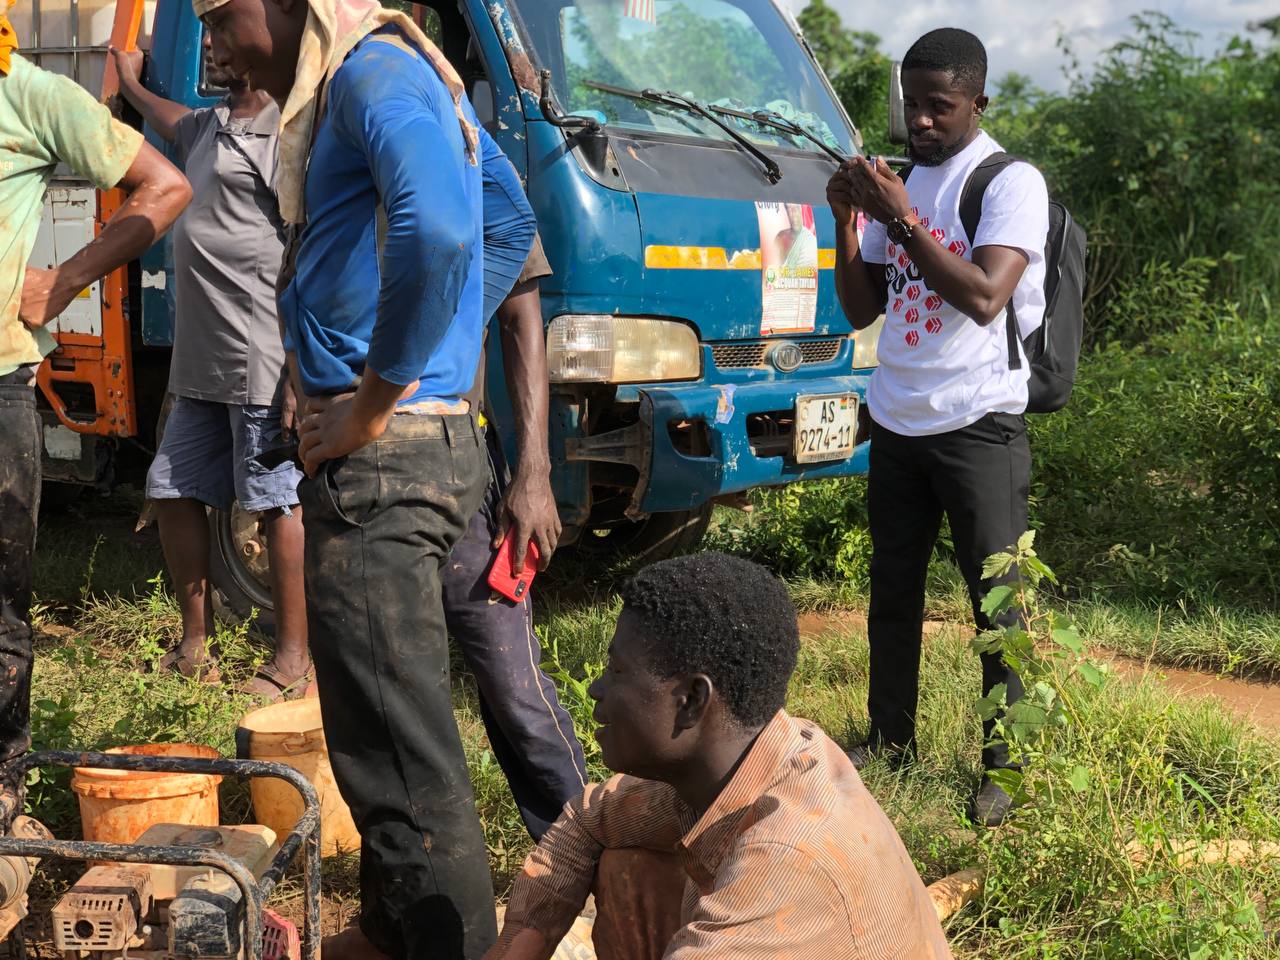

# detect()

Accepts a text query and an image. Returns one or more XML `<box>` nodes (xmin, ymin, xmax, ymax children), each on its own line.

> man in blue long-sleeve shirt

<box><xmin>203</xmin><ymin>1</ymin><xmax>535</xmax><ymax>956</ymax></box>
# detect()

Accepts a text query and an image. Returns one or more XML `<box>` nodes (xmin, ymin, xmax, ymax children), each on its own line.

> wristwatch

<box><xmin>886</xmin><ymin>215</ymin><xmax>917</xmax><ymax>246</ymax></box>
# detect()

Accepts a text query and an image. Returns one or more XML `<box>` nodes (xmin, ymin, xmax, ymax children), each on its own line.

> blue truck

<box><xmin>26</xmin><ymin>0</ymin><xmax>883</xmax><ymax>619</ymax></box>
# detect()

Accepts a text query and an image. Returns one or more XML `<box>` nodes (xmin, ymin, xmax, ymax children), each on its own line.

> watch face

<box><xmin>887</xmin><ymin>219</ymin><xmax>910</xmax><ymax>245</ymax></box>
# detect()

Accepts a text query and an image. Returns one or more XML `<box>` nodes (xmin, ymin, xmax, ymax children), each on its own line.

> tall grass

<box><xmin>24</xmin><ymin>518</ymin><xmax>1280</xmax><ymax>957</ymax></box>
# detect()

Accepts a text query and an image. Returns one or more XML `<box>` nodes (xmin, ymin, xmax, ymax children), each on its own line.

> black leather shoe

<box><xmin>967</xmin><ymin>775</ymin><xmax>1014</xmax><ymax>827</ymax></box>
<box><xmin>846</xmin><ymin>740</ymin><xmax>914</xmax><ymax>771</ymax></box>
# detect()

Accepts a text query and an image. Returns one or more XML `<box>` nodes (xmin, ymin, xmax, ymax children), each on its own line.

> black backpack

<box><xmin>901</xmin><ymin>153</ymin><xmax>1087</xmax><ymax>413</ymax></box>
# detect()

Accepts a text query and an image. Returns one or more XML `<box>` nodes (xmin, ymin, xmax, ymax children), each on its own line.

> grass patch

<box><xmin>34</xmin><ymin>486</ymin><xmax>165</xmax><ymax>616</ymax></box>
<box><xmin>24</xmin><ymin>491</ymin><xmax>1280</xmax><ymax>957</ymax></box>
<box><xmin>1073</xmin><ymin>599</ymin><xmax>1280</xmax><ymax>679</ymax></box>
<box><xmin>28</xmin><ymin>578</ymin><xmax>1280</xmax><ymax>957</ymax></box>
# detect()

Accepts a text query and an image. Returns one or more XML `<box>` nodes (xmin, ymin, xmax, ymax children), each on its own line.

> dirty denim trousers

<box><xmin>865</xmin><ymin>414</ymin><xmax>1029</xmax><ymax>771</ymax></box>
<box><xmin>0</xmin><ymin>380</ymin><xmax>38</xmax><ymax>766</ymax></box>
<box><xmin>299</xmin><ymin>413</ymin><xmax>494</xmax><ymax>960</ymax></box>
<box><xmin>441</xmin><ymin>428</ymin><xmax>586</xmax><ymax>842</ymax></box>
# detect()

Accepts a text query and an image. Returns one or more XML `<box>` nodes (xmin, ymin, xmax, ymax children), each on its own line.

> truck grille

<box><xmin>711</xmin><ymin>338</ymin><xmax>844</xmax><ymax>370</ymax></box>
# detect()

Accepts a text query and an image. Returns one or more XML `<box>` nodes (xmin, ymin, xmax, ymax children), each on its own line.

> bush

<box><xmin>807</xmin><ymin>11</ymin><xmax>1280</xmax><ymax>339</ymax></box>
<box><xmin>981</xmin><ymin>14</ymin><xmax>1280</xmax><ymax>329</ymax></box>
<box><xmin>1030</xmin><ymin>303</ymin><xmax>1280</xmax><ymax>603</ymax></box>
<box><xmin>707</xmin><ymin>478</ymin><xmax>874</xmax><ymax>585</ymax></box>
<box><xmin>715</xmin><ymin>295</ymin><xmax>1279</xmax><ymax>610</ymax></box>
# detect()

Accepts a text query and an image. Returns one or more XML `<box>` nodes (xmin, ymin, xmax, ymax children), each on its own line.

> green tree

<box><xmin>795</xmin><ymin>0</ymin><xmax>891</xmax><ymax>151</ymax></box>
<box><xmin>1250</xmin><ymin>14</ymin><xmax>1280</xmax><ymax>38</ymax></box>
<box><xmin>829</xmin><ymin>36</ymin><xmax>889</xmax><ymax>153</ymax></box>
<box><xmin>795</xmin><ymin>0</ymin><xmax>855</xmax><ymax>75</ymax></box>
<box><xmin>984</xmin><ymin>12</ymin><xmax>1280</xmax><ymax>321</ymax></box>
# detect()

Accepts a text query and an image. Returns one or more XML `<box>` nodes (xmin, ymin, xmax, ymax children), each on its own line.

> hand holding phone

<box><xmin>488</xmin><ymin>536</ymin><xmax>540</xmax><ymax>603</ymax></box>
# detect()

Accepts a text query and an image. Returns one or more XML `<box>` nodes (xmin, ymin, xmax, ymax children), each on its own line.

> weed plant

<box><xmin>23</xmin><ymin>533</ymin><xmax>1280</xmax><ymax>957</ymax></box>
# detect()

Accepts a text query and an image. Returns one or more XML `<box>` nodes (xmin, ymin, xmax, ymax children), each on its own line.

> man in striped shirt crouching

<box><xmin>486</xmin><ymin>552</ymin><xmax>951</xmax><ymax>959</ymax></box>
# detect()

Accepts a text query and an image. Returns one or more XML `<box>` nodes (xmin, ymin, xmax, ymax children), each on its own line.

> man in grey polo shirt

<box><xmin>111</xmin><ymin>40</ymin><xmax>311</xmax><ymax>701</ymax></box>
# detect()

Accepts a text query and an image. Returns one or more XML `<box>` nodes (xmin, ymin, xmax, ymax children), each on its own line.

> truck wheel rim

<box><xmin>215</xmin><ymin>504</ymin><xmax>274</xmax><ymax>610</ymax></box>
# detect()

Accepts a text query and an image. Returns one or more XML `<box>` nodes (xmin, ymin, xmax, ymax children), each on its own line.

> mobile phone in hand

<box><xmin>253</xmin><ymin>444</ymin><xmax>300</xmax><ymax>470</ymax></box>
<box><xmin>487</xmin><ymin>536</ymin><xmax>540</xmax><ymax>603</ymax></box>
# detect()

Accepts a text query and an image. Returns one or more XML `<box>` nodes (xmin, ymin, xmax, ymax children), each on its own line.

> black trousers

<box><xmin>299</xmin><ymin>413</ymin><xmax>494</xmax><ymax>960</ymax></box>
<box><xmin>440</xmin><ymin>429</ymin><xmax>586</xmax><ymax>842</ymax></box>
<box><xmin>0</xmin><ymin>380</ymin><xmax>38</xmax><ymax>767</ymax></box>
<box><xmin>866</xmin><ymin>413</ymin><xmax>1030</xmax><ymax>770</ymax></box>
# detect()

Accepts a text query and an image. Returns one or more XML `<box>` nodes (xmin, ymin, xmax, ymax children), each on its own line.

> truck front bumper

<box><xmin>565</xmin><ymin>373</ymin><xmax>872</xmax><ymax>516</ymax></box>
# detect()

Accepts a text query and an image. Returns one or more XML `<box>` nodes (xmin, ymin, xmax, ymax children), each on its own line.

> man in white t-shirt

<box><xmin>826</xmin><ymin>28</ymin><xmax>1049</xmax><ymax>827</ymax></box>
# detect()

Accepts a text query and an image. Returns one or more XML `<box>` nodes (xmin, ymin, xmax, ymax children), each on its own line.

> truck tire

<box><xmin>208</xmin><ymin>504</ymin><xmax>276</xmax><ymax>636</ymax></box>
<box><xmin>571</xmin><ymin>503</ymin><xmax>713</xmax><ymax>567</ymax></box>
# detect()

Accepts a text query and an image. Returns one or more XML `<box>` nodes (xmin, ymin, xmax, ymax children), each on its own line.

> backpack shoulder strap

<box><xmin>958</xmin><ymin>151</ymin><xmax>1016</xmax><ymax>246</ymax></box>
<box><xmin>957</xmin><ymin>151</ymin><xmax>1024</xmax><ymax>372</ymax></box>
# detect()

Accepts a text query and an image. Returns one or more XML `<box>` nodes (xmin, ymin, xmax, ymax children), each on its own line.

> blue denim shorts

<box><xmin>145</xmin><ymin>396</ymin><xmax>301</xmax><ymax>512</ymax></box>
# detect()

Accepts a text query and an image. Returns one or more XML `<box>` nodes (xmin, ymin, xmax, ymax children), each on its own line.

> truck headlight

<box><xmin>852</xmin><ymin>315</ymin><xmax>883</xmax><ymax>369</ymax></box>
<box><xmin>547</xmin><ymin>315</ymin><xmax>700</xmax><ymax>383</ymax></box>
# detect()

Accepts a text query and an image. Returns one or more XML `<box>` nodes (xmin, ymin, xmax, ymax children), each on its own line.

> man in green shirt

<box><xmin>0</xmin><ymin>35</ymin><xmax>190</xmax><ymax>819</ymax></box>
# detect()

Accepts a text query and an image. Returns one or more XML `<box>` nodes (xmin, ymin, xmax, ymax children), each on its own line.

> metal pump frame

<box><xmin>0</xmin><ymin>751</ymin><xmax>322</xmax><ymax>960</ymax></box>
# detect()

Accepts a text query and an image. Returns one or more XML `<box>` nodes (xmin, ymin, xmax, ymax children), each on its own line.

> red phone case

<box><xmin>487</xmin><ymin>536</ymin><xmax>540</xmax><ymax>603</ymax></box>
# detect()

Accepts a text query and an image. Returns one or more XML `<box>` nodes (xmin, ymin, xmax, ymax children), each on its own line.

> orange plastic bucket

<box><xmin>71</xmin><ymin>743</ymin><xmax>221</xmax><ymax>843</ymax></box>
<box><xmin>238</xmin><ymin>698</ymin><xmax>360</xmax><ymax>857</ymax></box>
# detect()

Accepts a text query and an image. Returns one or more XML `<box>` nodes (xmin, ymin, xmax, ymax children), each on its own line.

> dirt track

<box><xmin>797</xmin><ymin>610</ymin><xmax>1280</xmax><ymax>737</ymax></box>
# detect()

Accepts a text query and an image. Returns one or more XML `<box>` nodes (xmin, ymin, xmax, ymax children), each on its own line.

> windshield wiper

<box><xmin>708</xmin><ymin>103</ymin><xmax>911</xmax><ymax>168</ymax></box>
<box><xmin>709</xmin><ymin>104</ymin><xmax>848</xmax><ymax>164</ymax></box>
<box><xmin>584</xmin><ymin>80</ymin><xmax>782</xmax><ymax>184</ymax></box>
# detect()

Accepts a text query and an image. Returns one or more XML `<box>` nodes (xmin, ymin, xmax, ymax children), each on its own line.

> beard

<box><xmin>908</xmin><ymin>135</ymin><xmax>969</xmax><ymax>168</ymax></box>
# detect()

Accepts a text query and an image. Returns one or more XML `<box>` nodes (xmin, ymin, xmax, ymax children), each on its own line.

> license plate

<box><xmin>793</xmin><ymin>393</ymin><xmax>857</xmax><ymax>464</ymax></box>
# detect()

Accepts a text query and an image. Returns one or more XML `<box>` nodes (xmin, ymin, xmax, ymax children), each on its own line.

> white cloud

<box><xmin>789</xmin><ymin>0</ymin><xmax>1276</xmax><ymax>90</ymax></box>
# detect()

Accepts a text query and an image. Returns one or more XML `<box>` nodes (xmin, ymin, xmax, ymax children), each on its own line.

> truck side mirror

<box><xmin>888</xmin><ymin>61</ymin><xmax>908</xmax><ymax>145</ymax></box>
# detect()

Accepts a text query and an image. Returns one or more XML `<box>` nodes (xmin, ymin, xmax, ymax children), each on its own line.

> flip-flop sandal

<box><xmin>240</xmin><ymin>661</ymin><xmax>315</xmax><ymax>704</ymax></box>
<box><xmin>157</xmin><ymin>646</ymin><xmax>223</xmax><ymax>684</ymax></box>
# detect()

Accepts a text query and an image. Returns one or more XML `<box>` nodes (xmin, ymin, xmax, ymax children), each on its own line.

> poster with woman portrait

<box><xmin>757</xmin><ymin>201</ymin><xmax>818</xmax><ymax>335</ymax></box>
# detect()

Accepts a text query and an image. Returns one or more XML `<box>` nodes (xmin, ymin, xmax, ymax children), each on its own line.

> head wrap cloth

<box><xmin>0</xmin><ymin>0</ymin><xmax>19</xmax><ymax>76</ymax></box>
<box><xmin>192</xmin><ymin>0</ymin><xmax>477</xmax><ymax>224</ymax></box>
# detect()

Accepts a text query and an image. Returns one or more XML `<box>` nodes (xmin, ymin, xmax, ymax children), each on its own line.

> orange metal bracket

<box><xmin>37</xmin><ymin>0</ymin><xmax>148</xmax><ymax>439</ymax></box>
<box><xmin>36</xmin><ymin>188</ymin><xmax>138</xmax><ymax>438</ymax></box>
<box><xmin>101</xmin><ymin>0</ymin><xmax>147</xmax><ymax>101</ymax></box>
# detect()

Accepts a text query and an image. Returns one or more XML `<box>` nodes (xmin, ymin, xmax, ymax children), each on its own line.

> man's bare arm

<box><xmin>851</xmin><ymin>157</ymin><xmax>1028</xmax><ymax>325</ymax></box>
<box><xmin>20</xmin><ymin>140</ymin><xmax>191</xmax><ymax>329</ymax></box>
<box><xmin>109</xmin><ymin>46</ymin><xmax>191</xmax><ymax>144</ymax></box>
<box><xmin>296</xmin><ymin>369</ymin><xmax>419</xmax><ymax>477</ymax></box>
<box><xmin>487</xmin><ymin>777</ymin><xmax>687</xmax><ymax>960</ymax></box>
<box><xmin>901</xmin><ymin>235</ymin><xmax>1028</xmax><ymax>325</ymax></box>
<box><xmin>494</xmin><ymin>279</ymin><xmax>561</xmax><ymax>571</ymax></box>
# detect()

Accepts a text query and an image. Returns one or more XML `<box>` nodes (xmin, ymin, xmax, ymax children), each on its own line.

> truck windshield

<box><xmin>515</xmin><ymin>0</ymin><xmax>855</xmax><ymax>156</ymax></box>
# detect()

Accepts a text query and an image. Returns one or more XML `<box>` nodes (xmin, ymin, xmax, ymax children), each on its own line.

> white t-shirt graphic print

<box><xmin>861</xmin><ymin>131</ymin><xmax>1050</xmax><ymax>437</ymax></box>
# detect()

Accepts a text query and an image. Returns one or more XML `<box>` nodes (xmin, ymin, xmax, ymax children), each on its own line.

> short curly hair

<box><xmin>903</xmin><ymin>28</ymin><xmax>987</xmax><ymax>96</ymax></box>
<box><xmin>619</xmin><ymin>552</ymin><xmax>800</xmax><ymax>728</ymax></box>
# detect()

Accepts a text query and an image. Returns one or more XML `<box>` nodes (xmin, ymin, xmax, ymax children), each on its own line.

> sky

<box><xmin>786</xmin><ymin>0</ymin><xmax>1277</xmax><ymax>90</ymax></box>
